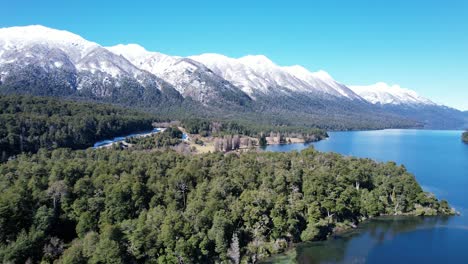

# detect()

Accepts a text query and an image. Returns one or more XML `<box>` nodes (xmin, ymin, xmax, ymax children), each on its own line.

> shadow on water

<box><xmin>263</xmin><ymin>216</ymin><xmax>454</xmax><ymax>264</ymax></box>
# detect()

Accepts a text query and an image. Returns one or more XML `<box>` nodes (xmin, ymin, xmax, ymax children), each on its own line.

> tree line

<box><xmin>181</xmin><ymin>118</ymin><xmax>328</xmax><ymax>140</ymax></box>
<box><xmin>0</xmin><ymin>147</ymin><xmax>453</xmax><ymax>263</ymax></box>
<box><xmin>126</xmin><ymin>127</ymin><xmax>183</xmax><ymax>150</ymax></box>
<box><xmin>0</xmin><ymin>95</ymin><xmax>157</xmax><ymax>161</ymax></box>
<box><xmin>213</xmin><ymin>135</ymin><xmax>256</xmax><ymax>152</ymax></box>
<box><xmin>0</xmin><ymin>95</ymin><xmax>332</xmax><ymax>162</ymax></box>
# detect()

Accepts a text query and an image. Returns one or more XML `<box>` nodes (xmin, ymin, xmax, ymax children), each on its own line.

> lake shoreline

<box><xmin>93</xmin><ymin>128</ymin><xmax>163</xmax><ymax>149</ymax></box>
<box><xmin>261</xmin><ymin>213</ymin><xmax>458</xmax><ymax>263</ymax></box>
<box><xmin>261</xmin><ymin>129</ymin><xmax>467</xmax><ymax>263</ymax></box>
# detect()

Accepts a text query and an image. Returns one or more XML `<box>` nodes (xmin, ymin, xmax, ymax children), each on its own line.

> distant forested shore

<box><xmin>0</xmin><ymin>95</ymin><xmax>328</xmax><ymax>160</ymax></box>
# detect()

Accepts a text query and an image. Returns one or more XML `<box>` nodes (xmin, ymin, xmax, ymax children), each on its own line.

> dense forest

<box><xmin>462</xmin><ymin>131</ymin><xmax>468</xmax><ymax>143</ymax></box>
<box><xmin>0</xmin><ymin>147</ymin><xmax>453</xmax><ymax>263</ymax></box>
<box><xmin>0</xmin><ymin>95</ymin><xmax>331</xmax><ymax>161</ymax></box>
<box><xmin>0</xmin><ymin>95</ymin><xmax>157</xmax><ymax>161</ymax></box>
<box><xmin>127</xmin><ymin>127</ymin><xmax>184</xmax><ymax>150</ymax></box>
<box><xmin>180</xmin><ymin>118</ymin><xmax>329</xmax><ymax>140</ymax></box>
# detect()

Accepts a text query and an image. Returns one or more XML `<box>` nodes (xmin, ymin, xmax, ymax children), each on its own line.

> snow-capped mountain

<box><xmin>349</xmin><ymin>82</ymin><xmax>436</xmax><ymax>106</ymax></box>
<box><xmin>349</xmin><ymin>82</ymin><xmax>468</xmax><ymax>129</ymax></box>
<box><xmin>0</xmin><ymin>25</ymin><xmax>465</xmax><ymax>129</ymax></box>
<box><xmin>0</xmin><ymin>25</ymin><xmax>363</xmax><ymax>104</ymax></box>
<box><xmin>0</xmin><ymin>25</ymin><xmax>97</xmax><ymax>63</ymax></box>
<box><xmin>107</xmin><ymin>44</ymin><xmax>251</xmax><ymax>106</ymax></box>
<box><xmin>189</xmin><ymin>53</ymin><xmax>361</xmax><ymax>100</ymax></box>
<box><xmin>107</xmin><ymin>44</ymin><xmax>178</xmax><ymax>76</ymax></box>
<box><xmin>0</xmin><ymin>25</ymin><xmax>180</xmax><ymax>105</ymax></box>
<box><xmin>283</xmin><ymin>66</ymin><xmax>362</xmax><ymax>100</ymax></box>
<box><xmin>0</xmin><ymin>25</ymin><xmax>164</xmax><ymax>83</ymax></box>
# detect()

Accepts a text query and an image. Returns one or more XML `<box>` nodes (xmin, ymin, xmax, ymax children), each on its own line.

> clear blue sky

<box><xmin>1</xmin><ymin>0</ymin><xmax>467</xmax><ymax>110</ymax></box>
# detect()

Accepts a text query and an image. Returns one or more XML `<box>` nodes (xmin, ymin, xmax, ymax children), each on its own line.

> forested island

<box><xmin>462</xmin><ymin>131</ymin><xmax>468</xmax><ymax>143</ymax></box>
<box><xmin>0</xmin><ymin>147</ymin><xmax>454</xmax><ymax>263</ymax></box>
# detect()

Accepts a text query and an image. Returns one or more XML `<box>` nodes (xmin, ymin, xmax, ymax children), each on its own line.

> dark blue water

<box><xmin>264</xmin><ymin>130</ymin><xmax>468</xmax><ymax>264</ymax></box>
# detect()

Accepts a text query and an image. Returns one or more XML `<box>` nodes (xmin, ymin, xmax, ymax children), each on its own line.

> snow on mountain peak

<box><xmin>106</xmin><ymin>44</ymin><xmax>179</xmax><ymax>76</ymax></box>
<box><xmin>189</xmin><ymin>53</ymin><xmax>363</xmax><ymax>99</ymax></box>
<box><xmin>349</xmin><ymin>82</ymin><xmax>436</xmax><ymax>106</ymax></box>
<box><xmin>238</xmin><ymin>55</ymin><xmax>275</xmax><ymax>67</ymax></box>
<box><xmin>311</xmin><ymin>70</ymin><xmax>333</xmax><ymax>80</ymax></box>
<box><xmin>282</xmin><ymin>65</ymin><xmax>310</xmax><ymax>76</ymax></box>
<box><xmin>0</xmin><ymin>25</ymin><xmax>86</xmax><ymax>42</ymax></box>
<box><xmin>191</xmin><ymin>53</ymin><xmax>305</xmax><ymax>96</ymax></box>
<box><xmin>283</xmin><ymin>66</ymin><xmax>332</xmax><ymax>81</ymax></box>
<box><xmin>0</xmin><ymin>25</ymin><xmax>98</xmax><ymax>62</ymax></box>
<box><xmin>282</xmin><ymin>66</ymin><xmax>360</xmax><ymax>99</ymax></box>
<box><xmin>107</xmin><ymin>44</ymin><xmax>153</xmax><ymax>62</ymax></box>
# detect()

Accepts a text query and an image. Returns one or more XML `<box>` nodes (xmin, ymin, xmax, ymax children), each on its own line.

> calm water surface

<box><xmin>264</xmin><ymin>130</ymin><xmax>468</xmax><ymax>264</ymax></box>
<box><xmin>93</xmin><ymin>128</ymin><xmax>161</xmax><ymax>148</ymax></box>
<box><xmin>93</xmin><ymin>128</ymin><xmax>189</xmax><ymax>148</ymax></box>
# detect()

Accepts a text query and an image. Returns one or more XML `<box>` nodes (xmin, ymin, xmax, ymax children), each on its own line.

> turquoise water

<box><xmin>264</xmin><ymin>130</ymin><xmax>468</xmax><ymax>264</ymax></box>
<box><xmin>93</xmin><ymin>128</ymin><xmax>189</xmax><ymax>148</ymax></box>
<box><xmin>93</xmin><ymin>128</ymin><xmax>162</xmax><ymax>148</ymax></box>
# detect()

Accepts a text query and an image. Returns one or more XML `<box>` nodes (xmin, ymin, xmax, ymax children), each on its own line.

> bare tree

<box><xmin>276</xmin><ymin>132</ymin><xmax>281</xmax><ymax>144</ymax></box>
<box><xmin>172</xmin><ymin>143</ymin><xmax>191</xmax><ymax>154</ymax></box>
<box><xmin>176</xmin><ymin>181</ymin><xmax>189</xmax><ymax>209</ymax></box>
<box><xmin>43</xmin><ymin>237</ymin><xmax>64</xmax><ymax>261</ymax></box>
<box><xmin>224</xmin><ymin>136</ymin><xmax>233</xmax><ymax>152</ymax></box>
<box><xmin>232</xmin><ymin>135</ymin><xmax>241</xmax><ymax>150</ymax></box>
<box><xmin>211</xmin><ymin>122</ymin><xmax>222</xmax><ymax>134</ymax></box>
<box><xmin>227</xmin><ymin>232</ymin><xmax>240</xmax><ymax>264</ymax></box>
<box><xmin>223</xmin><ymin>138</ymin><xmax>228</xmax><ymax>152</ymax></box>
<box><xmin>213</xmin><ymin>138</ymin><xmax>219</xmax><ymax>152</ymax></box>
<box><xmin>47</xmin><ymin>180</ymin><xmax>68</xmax><ymax>212</ymax></box>
<box><xmin>248</xmin><ymin>138</ymin><xmax>253</xmax><ymax>148</ymax></box>
<box><xmin>240</xmin><ymin>137</ymin><xmax>249</xmax><ymax>148</ymax></box>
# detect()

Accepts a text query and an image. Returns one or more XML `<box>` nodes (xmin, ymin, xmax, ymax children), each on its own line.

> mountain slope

<box><xmin>189</xmin><ymin>53</ymin><xmax>362</xmax><ymax>101</ymax></box>
<box><xmin>0</xmin><ymin>25</ymin><xmax>182</xmax><ymax>108</ymax></box>
<box><xmin>0</xmin><ymin>25</ymin><xmax>97</xmax><ymax>63</ymax></box>
<box><xmin>107</xmin><ymin>44</ymin><xmax>252</xmax><ymax>107</ymax></box>
<box><xmin>349</xmin><ymin>82</ymin><xmax>436</xmax><ymax>106</ymax></box>
<box><xmin>350</xmin><ymin>82</ymin><xmax>467</xmax><ymax>129</ymax></box>
<box><xmin>283</xmin><ymin>66</ymin><xmax>362</xmax><ymax>100</ymax></box>
<box><xmin>1</xmin><ymin>25</ymin><xmax>464</xmax><ymax>129</ymax></box>
<box><xmin>188</xmin><ymin>53</ymin><xmax>415</xmax><ymax>129</ymax></box>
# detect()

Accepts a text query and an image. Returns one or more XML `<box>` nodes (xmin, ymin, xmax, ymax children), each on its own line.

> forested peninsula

<box><xmin>0</xmin><ymin>147</ymin><xmax>454</xmax><ymax>263</ymax></box>
<box><xmin>462</xmin><ymin>131</ymin><xmax>468</xmax><ymax>143</ymax></box>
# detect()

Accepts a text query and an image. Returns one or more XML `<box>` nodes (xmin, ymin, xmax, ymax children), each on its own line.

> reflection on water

<box><xmin>264</xmin><ymin>216</ymin><xmax>455</xmax><ymax>264</ymax></box>
<box><xmin>299</xmin><ymin>217</ymin><xmax>450</xmax><ymax>264</ymax></box>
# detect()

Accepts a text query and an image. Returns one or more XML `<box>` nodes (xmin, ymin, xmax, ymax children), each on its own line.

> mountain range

<box><xmin>0</xmin><ymin>25</ymin><xmax>466</xmax><ymax>129</ymax></box>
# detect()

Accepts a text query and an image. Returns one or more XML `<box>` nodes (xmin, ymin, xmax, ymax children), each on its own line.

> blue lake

<box><xmin>264</xmin><ymin>130</ymin><xmax>468</xmax><ymax>264</ymax></box>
